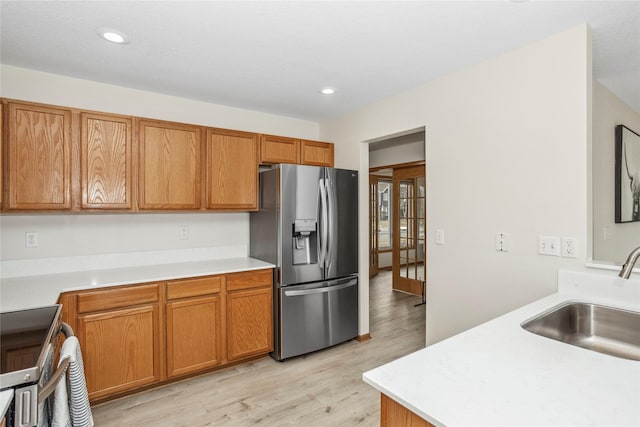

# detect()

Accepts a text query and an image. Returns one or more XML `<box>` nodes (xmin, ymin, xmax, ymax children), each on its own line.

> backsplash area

<box><xmin>1</xmin><ymin>245</ymin><xmax>248</xmax><ymax>278</ymax></box>
<box><xmin>558</xmin><ymin>269</ymin><xmax>640</xmax><ymax>306</ymax></box>
<box><xmin>1</xmin><ymin>212</ymin><xmax>248</xmax><ymax>257</ymax></box>
<box><xmin>1</xmin><ymin>212</ymin><xmax>250</xmax><ymax>277</ymax></box>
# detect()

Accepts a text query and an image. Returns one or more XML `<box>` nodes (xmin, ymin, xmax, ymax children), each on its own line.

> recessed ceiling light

<box><xmin>98</xmin><ymin>28</ymin><xmax>129</xmax><ymax>44</ymax></box>
<box><xmin>320</xmin><ymin>88</ymin><xmax>336</xmax><ymax>95</ymax></box>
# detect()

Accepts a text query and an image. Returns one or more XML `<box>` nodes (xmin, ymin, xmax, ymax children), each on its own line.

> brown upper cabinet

<box><xmin>207</xmin><ymin>128</ymin><xmax>258</xmax><ymax>210</ymax></box>
<box><xmin>1</xmin><ymin>98</ymin><xmax>334</xmax><ymax>212</ymax></box>
<box><xmin>300</xmin><ymin>139</ymin><xmax>334</xmax><ymax>167</ymax></box>
<box><xmin>259</xmin><ymin>134</ymin><xmax>334</xmax><ymax>167</ymax></box>
<box><xmin>259</xmin><ymin>134</ymin><xmax>299</xmax><ymax>164</ymax></box>
<box><xmin>81</xmin><ymin>112</ymin><xmax>133</xmax><ymax>210</ymax></box>
<box><xmin>137</xmin><ymin>119</ymin><xmax>203</xmax><ymax>210</ymax></box>
<box><xmin>5</xmin><ymin>101</ymin><xmax>72</xmax><ymax>210</ymax></box>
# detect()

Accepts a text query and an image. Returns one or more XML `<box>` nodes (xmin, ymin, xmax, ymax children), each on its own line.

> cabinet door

<box><xmin>138</xmin><ymin>119</ymin><xmax>202</xmax><ymax>209</ymax></box>
<box><xmin>380</xmin><ymin>394</ymin><xmax>434</xmax><ymax>427</ymax></box>
<box><xmin>300</xmin><ymin>140</ymin><xmax>334</xmax><ymax>167</ymax></box>
<box><xmin>77</xmin><ymin>304</ymin><xmax>161</xmax><ymax>401</ymax></box>
<box><xmin>6</xmin><ymin>102</ymin><xmax>72</xmax><ymax>209</ymax></box>
<box><xmin>259</xmin><ymin>134</ymin><xmax>299</xmax><ymax>164</ymax></box>
<box><xmin>81</xmin><ymin>112</ymin><xmax>133</xmax><ymax>209</ymax></box>
<box><xmin>207</xmin><ymin>128</ymin><xmax>258</xmax><ymax>210</ymax></box>
<box><xmin>1</xmin><ymin>103</ymin><xmax>3</xmax><ymax>207</ymax></box>
<box><xmin>166</xmin><ymin>295</ymin><xmax>221</xmax><ymax>378</ymax></box>
<box><xmin>227</xmin><ymin>287</ymin><xmax>273</xmax><ymax>361</ymax></box>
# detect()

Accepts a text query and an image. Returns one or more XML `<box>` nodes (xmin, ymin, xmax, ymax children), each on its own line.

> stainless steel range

<box><xmin>0</xmin><ymin>305</ymin><xmax>63</xmax><ymax>427</ymax></box>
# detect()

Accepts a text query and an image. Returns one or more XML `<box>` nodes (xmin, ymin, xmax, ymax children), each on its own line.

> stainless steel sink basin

<box><xmin>521</xmin><ymin>302</ymin><xmax>640</xmax><ymax>361</ymax></box>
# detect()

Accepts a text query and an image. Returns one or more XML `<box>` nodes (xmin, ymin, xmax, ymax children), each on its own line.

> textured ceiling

<box><xmin>1</xmin><ymin>1</ymin><xmax>639</xmax><ymax>121</ymax></box>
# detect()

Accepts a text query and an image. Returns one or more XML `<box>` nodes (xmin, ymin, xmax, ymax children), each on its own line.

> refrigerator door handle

<box><xmin>325</xmin><ymin>176</ymin><xmax>333</xmax><ymax>272</ymax></box>
<box><xmin>283</xmin><ymin>278</ymin><xmax>357</xmax><ymax>297</ymax></box>
<box><xmin>319</xmin><ymin>178</ymin><xmax>328</xmax><ymax>269</ymax></box>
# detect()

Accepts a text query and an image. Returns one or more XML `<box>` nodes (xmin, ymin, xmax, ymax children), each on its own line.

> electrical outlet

<box><xmin>25</xmin><ymin>232</ymin><xmax>39</xmax><ymax>248</ymax></box>
<box><xmin>178</xmin><ymin>226</ymin><xmax>189</xmax><ymax>240</ymax></box>
<box><xmin>495</xmin><ymin>232</ymin><xmax>509</xmax><ymax>252</ymax></box>
<box><xmin>538</xmin><ymin>235</ymin><xmax>560</xmax><ymax>256</ymax></box>
<box><xmin>435</xmin><ymin>229</ymin><xmax>445</xmax><ymax>245</ymax></box>
<box><xmin>562</xmin><ymin>236</ymin><xmax>577</xmax><ymax>258</ymax></box>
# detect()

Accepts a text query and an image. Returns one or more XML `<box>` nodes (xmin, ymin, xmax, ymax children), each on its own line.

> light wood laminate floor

<box><xmin>92</xmin><ymin>271</ymin><xmax>426</xmax><ymax>426</ymax></box>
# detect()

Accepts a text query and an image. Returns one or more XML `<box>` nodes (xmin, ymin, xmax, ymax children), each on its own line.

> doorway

<box><xmin>367</xmin><ymin>130</ymin><xmax>426</xmax><ymax>297</ymax></box>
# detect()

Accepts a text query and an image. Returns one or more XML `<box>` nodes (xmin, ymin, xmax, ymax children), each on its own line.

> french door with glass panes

<box><xmin>370</xmin><ymin>175</ymin><xmax>393</xmax><ymax>278</ymax></box>
<box><xmin>392</xmin><ymin>165</ymin><xmax>426</xmax><ymax>295</ymax></box>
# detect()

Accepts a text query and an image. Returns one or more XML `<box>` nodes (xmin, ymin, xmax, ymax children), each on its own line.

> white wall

<box><xmin>369</xmin><ymin>132</ymin><xmax>426</xmax><ymax>168</ymax></box>
<box><xmin>0</xmin><ymin>65</ymin><xmax>319</xmax><ymax>262</ymax></box>
<box><xmin>0</xmin><ymin>66</ymin><xmax>319</xmax><ymax>136</ymax></box>
<box><xmin>322</xmin><ymin>25</ymin><xmax>590</xmax><ymax>344</ymax></box>
<box><xmin>592</xmin><ymin>81</ymin><xmax>640</xmax><ymax>263</ymax></box>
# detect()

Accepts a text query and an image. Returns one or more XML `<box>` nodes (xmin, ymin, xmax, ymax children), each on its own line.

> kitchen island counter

<box><xmin>0</xmin><ymin>257</ymin><xmax>274</xmax><ymax>312</ymax></box>
<box><xmin>363</xmin><ymin>270</ymin><xmax>640</xmax><ymax>426</ymax></box>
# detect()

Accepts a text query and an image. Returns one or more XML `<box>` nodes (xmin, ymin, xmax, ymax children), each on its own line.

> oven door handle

<box><xmin>38</xmin><ymin>322</ymin><xmax>75</xmax><ymax>404</ymax></box>
<box><xmin>38</xmin><ymin>356</ymin><xmax>71</xmax><ymax>403</ymax></box>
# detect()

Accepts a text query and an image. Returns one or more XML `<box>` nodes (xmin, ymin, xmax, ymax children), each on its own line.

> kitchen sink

<box><xmin>521</xmin><ymin>302</ymin><xmax>640</xmax><ymax>361</ymax></box>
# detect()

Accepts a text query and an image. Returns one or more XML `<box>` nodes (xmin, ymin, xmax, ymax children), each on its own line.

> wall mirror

<box><xmin>591</xmin><ymin>35</ymin><xmax>640</xmax><ymax>267</ymax></box>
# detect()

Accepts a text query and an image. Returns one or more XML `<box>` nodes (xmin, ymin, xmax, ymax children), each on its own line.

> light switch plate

<box><xmin>435</xmin><ymin>229</ymin><xmax>445</xmax><ymax>245</ymax></box>
<box><xmin>538</xmin><ymin>235</ymin><xmax>560</xmax><ymax>256</ymax></box>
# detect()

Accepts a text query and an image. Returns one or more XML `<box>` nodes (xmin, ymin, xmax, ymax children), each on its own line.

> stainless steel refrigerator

<box><xmin>250</xmin><ymin>164</ymin><xmax>358</xmax><ymax>361</ymax></box>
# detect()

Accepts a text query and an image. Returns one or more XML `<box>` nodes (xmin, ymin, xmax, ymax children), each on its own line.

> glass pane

<box><xmin>369</xmin><ymin>179</ymin><xmax>378</xmax><ymax>268</ymax></box>
<box><xmin>398</xmin><ymin>174</ymin><xmax>426</xmax><ymax>281</ymax></box>
<box><xmin>377</xmin><ymin>180</ymin><xmax>392</xmax><ymax>248</ymax></box>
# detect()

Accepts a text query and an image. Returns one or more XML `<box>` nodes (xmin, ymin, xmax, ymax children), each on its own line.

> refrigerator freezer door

<box><xmin>325</xmin><ymin>168</ymin><xmax>359</xmax><ymax>280</ymax></box>
<box><xmin>276</xmin><ymin>276</ymin><xmax>358</xmax><ymax>360</ymax></box>
<box><xmin>279</xmin><ymin>164</ymin><xmax>325</xmax><ymax>285</ymax></box>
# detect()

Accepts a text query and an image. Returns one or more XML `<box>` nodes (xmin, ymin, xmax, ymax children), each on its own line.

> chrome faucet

<box><xmin>619</xmin><ymin>246</ymin><xmax>640</xmax><ymax>279</ymax></box>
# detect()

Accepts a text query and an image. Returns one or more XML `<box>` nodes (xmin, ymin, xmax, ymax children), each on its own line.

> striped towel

<box><xmin>52</xmin><ymin>337</ymin><xmax>94</xmax><ymax>427</ymax></box>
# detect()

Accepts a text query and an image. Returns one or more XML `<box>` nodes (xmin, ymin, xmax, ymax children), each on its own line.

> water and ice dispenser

<box><xmin>292</xmin><ymin>219</ymin><xmax>317</xmax><ymax>265</ymax></box>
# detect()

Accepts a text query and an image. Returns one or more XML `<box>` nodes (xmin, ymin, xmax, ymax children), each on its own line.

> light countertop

<box><xmin>0</xmin><ymin>389</ymin><xmax>13</xmax><ymax>421</ymax></box>
<box><xmin>363</xmin><ymin>271</ymin><xmax>640</xmax><ymax>426</ymax></box>
<box><xmin>0</xmin><ymin>257</ymin><xmax>274</xmax><ymax>312</ymax></box>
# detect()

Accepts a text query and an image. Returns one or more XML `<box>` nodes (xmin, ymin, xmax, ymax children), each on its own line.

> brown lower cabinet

<box><xmin>226</xmin><ymin>270</ymin><xmax>273</xmax><ymax>361</ymax></box>
<box><xmin>166</xmin><ymin>275</ymin><xmax>223</xmax><ymax>378</ymax></box>
<box><xmin>59</xmin><ymin>268</ymin><xmax>273</xmax><ymax>403</ymax></box>
<box><xmin>77</xmin><ymin>304</ymin><xmax>162</xmax><ymax>400</ymax></box>
<box><xmin>70</xmin><ymin>283</ymin><xmax>163</xmax><ymax>401</ymax></box>
<box><xmin>380</xmin><ymin>394</ymin><xmax>434</xmax><ymax>427</ymax></box>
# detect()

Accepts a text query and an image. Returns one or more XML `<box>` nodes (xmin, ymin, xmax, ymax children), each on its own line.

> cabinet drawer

<box><xmin>166</xmin><ymin>276</ymin><xmax>222</xmax><ymax>300</ymax></box>
<box><xmin>77</xmin><ymin>284</ymin><xmax>159</xmax><ymax>313</ymax></box>
<box><xmin>226</xmin><ymin>269</ymin><xmax>272</xmax><ymax>292</ymax></box>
